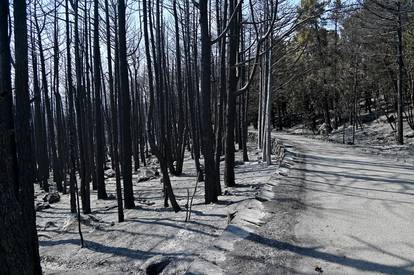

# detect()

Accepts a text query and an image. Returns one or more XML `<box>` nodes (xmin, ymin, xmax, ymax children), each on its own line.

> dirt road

<box><xmin>222</xmin><ymin>134</ymin><xmax>414</xmax><ymax>274</ymax></box>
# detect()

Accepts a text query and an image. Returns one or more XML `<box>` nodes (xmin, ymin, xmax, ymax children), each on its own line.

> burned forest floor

<box><xmin>35</xmin><ymin>142</ymin><xmax>280</xmax><ymax>274</ymax></box>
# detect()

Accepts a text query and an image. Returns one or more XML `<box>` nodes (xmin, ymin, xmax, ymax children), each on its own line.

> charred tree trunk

<box><xmin>53</xmin><ymin>2</ymin><xmax>64</xmax><ymax>192</ymax></box>
<box><xmin>224</xmin><ymin>0</ymin><xmax>241</xmax><ymax>187</ymax></box>
<box><xmin>6</xmin><ymin>0</ymin><xmax>42</xmax><ymax>272</ymax></box>
<box><xmin>199</xmin><ymin>0</ymin><xmax>219</xmax><ymax>203</ymax></box>
<box><xmin>94</xmin><ymin>0</ymin><xmax>108</xmax><ymax>199</ymax></box>
<box><xmin>396</xmin><ymin>1</ymin><xmax>404</xmax><ymax>145</ymax></box>
<box><xmin>118</xmin><ymin>0</ymin><xmax>135</xmax><ymax>209</ymax></box>
<box><xmin>74</xmin><ymin>0</ymin><xmax>91</xmax><ymax>214</ymax></box>
<box><xmin>66</xmin><ymin>0</ymin><xmax>77</xmax><ymax>214</ymax></box>
<box><xmin>105</xmin><ymin>0</ymin><xmax>124</xmax><ymax>222</ymax></box>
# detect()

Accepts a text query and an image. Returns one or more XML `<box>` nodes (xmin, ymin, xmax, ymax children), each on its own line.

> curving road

<box><xmin>223</xmin><ymin>134</ymin><xmax>414</xmax><ymax>274</ymax></box>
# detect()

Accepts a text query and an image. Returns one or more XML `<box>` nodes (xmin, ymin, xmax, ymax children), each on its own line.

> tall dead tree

<box><xmin>118</xmin><ymin>0</ymin><xmax>135</xmax><ymax>209</ymax></box>
<box><xmin>224</xmin><ymin>0</ymin><xmax>241</xmax><ymax>187</ymax></box>
<box><xmin>0</xmin><ymin>1</ymin><xmax>40</xmax><ymax>273</ymax></box>
<box><xmin>94</xmin><ymin>0</ymin><xmax>108</xmax><ymax>199</ymax></box>
<box><xmin>73</xmin><ymin>0</ymin><xmax>91</xmax><ymax>214</ymax></box>
<box><xmin>10</xmin><ymin>0</ymin><xmax>42</xmax><ymax>272</ymax></box>
<box><xmin>396</xmin><ymin>0</ymin><xmax>404</xmax><ymax>144</ymax></box>
<box><xmin>106</xmin><ymin>0</ymin><xmax>124</xmax><ymax>221</ymax></box>
<box><xmin>66</xmin><ymin>0</ymin><xmax>77</xmax><ymax>213</ymax></box>
<box><xmin>199</xmin><ymin>0</ymin><xmax>220</xmax><ymax>203</ymax></box>
<box><xmin>53</xmin><ymin>0</ymin><xmax>65</xmax><ymax>192</ymax></box>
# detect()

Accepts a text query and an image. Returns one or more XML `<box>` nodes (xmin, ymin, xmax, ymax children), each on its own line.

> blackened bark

<box><xmin>224</xmin><ymin>0</ymin><xmax>240</xmax><ymax>187</ymax></box>
<box><xmin>105</xmin><ymin>0</ymin><xmax>124</xmax><ymax>222</ymax></box>
<box><xmin>118</xmin><ymin>0</ymin><xmax>135</xmax><ymax>209</ymax></box>
<box><xmin>74</xmin><ymin>0</ymin><xmax>91</xmax><ymax>214</ymax></box>
<box><xmin>199</xmin><ymin>0</ymin><xmax>219</xmax><ymax>203</ymax></box>
<box><xmin>53</xmin><ymin>1</ymin><xmax>64</xmax><ymax>192</ymax></box>
<box><xmin>0</xmin><ymin>2</ymin><xmax>39</xmax><ymax>273</ymax></box>
<box><xmin>214</xmin><ymin>0</ymin><xmax>227</xmax><ymax>191</ymax></box>
<box><xmin>396</xmin><ymin>1</ymin><xmax>404</xmax><ymax>145</ymax></box>
<box><xmin>94</xmin><ymin>0</ymin><xmax>108</xmax><ymax>199</ymax></box>
<box><xmin>12</xmin><ymin>0</ymin><xmax>42</xmax><ymax>272</ymax></box>
<box><xmin>66</xmin><ymin>0</ymin><xmax>77</xmax><ymax>213</ymax></box>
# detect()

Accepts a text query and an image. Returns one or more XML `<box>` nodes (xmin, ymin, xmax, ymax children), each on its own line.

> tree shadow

<box><xmin>242</xmin><ymin>230</ymin><xmax>414</xmax><ymax>274</ymax></box>
<box><xmin>39</xmin><ymin>239</ymin><xmax>195</xmax><ymax>261</ymax></box>
<box><xmin>125</xmin><ymin>217</ymin><xmax>220</xmax><ymax>235</ymax></box>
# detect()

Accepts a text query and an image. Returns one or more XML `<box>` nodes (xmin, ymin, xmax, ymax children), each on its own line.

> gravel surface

<box><xmin>222</xmin><ymin>133</ymin><xmax>414</xmax><ymax>274</ymax></box>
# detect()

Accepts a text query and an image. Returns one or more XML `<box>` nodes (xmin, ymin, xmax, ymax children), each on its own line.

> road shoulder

<box><xmin>218</xmin><ymin>142</ymin><xmax>308</xmax><ymax>274</ymax></box>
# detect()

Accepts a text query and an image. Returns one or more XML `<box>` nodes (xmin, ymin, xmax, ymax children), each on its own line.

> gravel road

<box><xmin>221</xmin><ymin>134</ymin><xmax>414</xmax><ymax>274</ymax></box>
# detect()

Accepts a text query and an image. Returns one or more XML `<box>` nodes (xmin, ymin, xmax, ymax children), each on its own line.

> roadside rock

<box><xmin>140</xmin><ymin>255</ymin><xmax>171</xmax><ymax>275</ymax></box>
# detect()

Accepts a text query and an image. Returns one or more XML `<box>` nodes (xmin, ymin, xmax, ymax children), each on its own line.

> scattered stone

<box><xmin>140</xmin><ymin>255</ymin><xmax>171</xmax><ymax>275</ymax></box>
<box><xmin>223</xmin><ymin>190</ymin><xmax>231</xmax><ymax>196</ymax></box>
<box><xmin>43</xmin><ymin>192</ymin><xmax>60</xmax><ymax>204</ymax></box>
